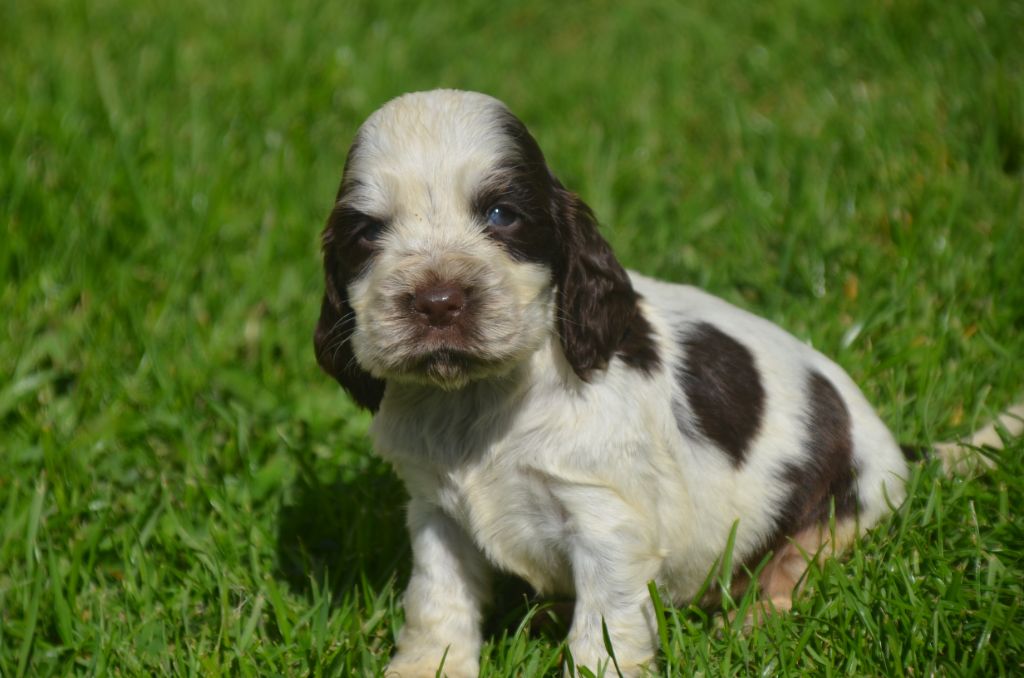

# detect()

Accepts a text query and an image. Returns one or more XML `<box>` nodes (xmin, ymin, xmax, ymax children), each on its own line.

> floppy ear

<box><xmin>552</xmin><ymin>186</ymin><xmax>644</xmax><ymax>380</ymax></box>
<box><xmin>313</xmin><ymin>241</ymin><xmax>385</xmax><ymax>411</ymax></box>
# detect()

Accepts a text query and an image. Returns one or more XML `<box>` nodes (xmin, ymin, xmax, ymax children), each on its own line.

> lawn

<box><xmin>2</xmin><ymin>0</ymin><xmax>1023</xmax><ymax>675</ymax></box>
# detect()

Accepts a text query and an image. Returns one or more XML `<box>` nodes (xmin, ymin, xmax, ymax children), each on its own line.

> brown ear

<box><xmin>553</xmin><ymin>187</ymin><xmax>647</xmax><ymax>380</ymax></box>
<box><xmin>313</xmin><ymin>247</ymin><xmax>385</xmax><ymax>411</ymax></box>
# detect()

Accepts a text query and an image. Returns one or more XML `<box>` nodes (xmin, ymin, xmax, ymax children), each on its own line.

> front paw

<box><xmin>565</xmin><ymin>660</ymin><xmax>653</xmax><ymax>678</ymax></box>
<box><xmin>385</xmin><ymin>651</ymin><xmax>478</xmax><ymax>678</ymax></box>
<box><xmin>566</xmin><ymin>648</ymin><xmax>655</xmax><ymax>678</ymax></box>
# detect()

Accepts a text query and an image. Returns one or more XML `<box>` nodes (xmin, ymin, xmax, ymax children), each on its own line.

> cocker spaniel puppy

<box><xmin>314</xmin><ymin>89</ymin><xmax>936</xmax><ymax>676</ymax></box>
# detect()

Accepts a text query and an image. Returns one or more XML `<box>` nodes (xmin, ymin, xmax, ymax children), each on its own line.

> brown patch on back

<box><xmin>736</xmin><ymin>370</ymin><xmax>860</xmax><ymax>612</ymax></box>
<box><xmin>757</xmin><ymin>372</ymin><xmax>858</xmax><ymax>557</ymax></box>
<box><xmin>675</xmin><ymin>323</ymin><xmax>766</xmax><ymax>467</ymax></box>
<box><xmin>797</xmin><ymin>371</ymin><xmax>859</xmax><ymax>524</ymax></box>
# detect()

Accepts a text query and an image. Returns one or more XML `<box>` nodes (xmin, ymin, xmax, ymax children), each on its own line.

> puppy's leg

<box><xmin>753</xmin><ymin>519</ymin><xmax>859</xmax><ymax>619</ymax></box>
<box><xmin>935</xmin><ymin>402</ymin><xmax>1024</xmax><ymax>475</ymax></box>
<box><xmin>387</xmin><ymin>500</ymin><xmax>491</xmax><ymax>678</ymax></box>
<box><xmin>558</xmin><ymin>486</ymin><xmax>662</xmax><ymax>677</ymax></box>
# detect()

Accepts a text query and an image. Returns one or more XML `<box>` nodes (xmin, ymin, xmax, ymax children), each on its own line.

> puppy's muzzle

<box><xmin>413</xmin><ymin>282</ymin><xmax>467</xmax><ymax>327</ymax></box>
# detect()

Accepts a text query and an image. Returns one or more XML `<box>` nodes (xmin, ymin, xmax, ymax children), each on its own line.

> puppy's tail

<box><xmin>905</xmin><ymin>401</ymin><xmax>1024</xmax><ymax>475</ymax></box>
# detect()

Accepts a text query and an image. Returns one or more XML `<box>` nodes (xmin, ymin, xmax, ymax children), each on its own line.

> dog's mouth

<box><xmin>400</xmin><ymin>346</ymin><xmax>503</xmax><ymax>389</ymax></box>
<box><xmin>357</xmin><ymin>280</ymin><xmax>547</xmax><ymax>389</ymax></box>
<box><xmin>413</xmin><ymin>347</ymin><xmax>477</xmax><ymax>372</ymax></box>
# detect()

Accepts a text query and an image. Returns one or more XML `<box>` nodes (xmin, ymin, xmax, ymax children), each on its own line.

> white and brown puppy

<box><xmin>314</xmin><ymin>89</ymin><xmax>911</xmax><ymax>677</ymax></box>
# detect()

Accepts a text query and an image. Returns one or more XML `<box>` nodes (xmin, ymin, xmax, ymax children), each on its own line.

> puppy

<box><xmin>312</xmin><ymin>89</ymin><xmax>992</xmax><ymax>676</ymax></box>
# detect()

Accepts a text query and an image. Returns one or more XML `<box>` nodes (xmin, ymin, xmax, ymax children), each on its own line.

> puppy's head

<box><xmin>315</xmin><ymin>90</ymin><xmax>643</xmax><ymax>409</ymax></box>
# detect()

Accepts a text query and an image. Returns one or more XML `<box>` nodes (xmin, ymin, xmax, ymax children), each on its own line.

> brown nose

<box><xmin>413</xmin><ymin>283</ymin><xmax>466</xmax><ymax>327</ymax></box>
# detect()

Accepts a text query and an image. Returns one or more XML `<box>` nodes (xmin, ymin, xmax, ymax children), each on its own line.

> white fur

<box><xmin>332</xmin><ymin>90</ymin><xmax>912</xmax><ymax>677</ymax></box>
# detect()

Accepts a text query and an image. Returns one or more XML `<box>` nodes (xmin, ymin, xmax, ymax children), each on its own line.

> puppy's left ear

<box><xmin>552</xmin><ymin>186</ymin><xmax>642</xmax><ymax>380</ymax></box>
<box><xmin>313</xmin><ymin>235</ymin><xmax>385</xmax><ymax>412</ymax></box>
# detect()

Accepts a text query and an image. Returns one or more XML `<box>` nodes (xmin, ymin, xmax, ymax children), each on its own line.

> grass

<box><xmin>2</xmin><ymin>0</ymin><xmax>1023</xmax><ymax>674</ymax></box>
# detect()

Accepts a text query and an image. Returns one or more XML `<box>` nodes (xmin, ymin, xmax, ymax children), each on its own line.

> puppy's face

<box><xmin>315</xmin><ymin>90</ymin><xmax>645</xmax><ymax>408</ymax></box>
<box><xmin>334</xmin><ymin>92</ymin><xmax>557</xmax><ymax>390</ymax></box>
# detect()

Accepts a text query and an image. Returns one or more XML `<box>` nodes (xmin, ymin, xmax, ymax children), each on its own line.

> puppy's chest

<box><xmin>439</xmin><ymin>455</ymin><xmax>574</xmax><ymax>592</ymax></box>
<box><xmin>374</xmin><ymin>408</ymin><xmax>576</xmax><ymax>593</ymax></box>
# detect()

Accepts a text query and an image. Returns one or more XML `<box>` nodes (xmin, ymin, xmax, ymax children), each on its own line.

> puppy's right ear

<box><xmin>313</xmin><ymin>232</ymin><xmax>385</xmax><ymax>412</ymax></box>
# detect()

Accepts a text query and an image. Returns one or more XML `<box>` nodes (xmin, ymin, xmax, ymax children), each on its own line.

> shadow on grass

<box><xmin>274</xmin><ymin>447</ymin><xmax>572</xmax><ymax>640</ymax></box>
<box><xmin>275</xmin><ymin>455</ymin><xmax>411</xmax><ymax>599</ymax></box>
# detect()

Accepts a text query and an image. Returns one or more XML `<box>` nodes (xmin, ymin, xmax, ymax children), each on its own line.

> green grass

<box><xmin>2</xmin><ymin>0</ymin><xmax>1023</xmax><ymax>674</ymax></box>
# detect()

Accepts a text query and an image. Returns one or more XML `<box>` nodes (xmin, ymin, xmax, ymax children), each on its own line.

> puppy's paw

<box><xmin>565</xmin><ymin>652</ymin><xmax>655</xmax><ymax>678</ymax></box>
<box><xmin>385</xmin><ymin>651</ymin><xmax>478</xmax><ymax>678</ymax></box>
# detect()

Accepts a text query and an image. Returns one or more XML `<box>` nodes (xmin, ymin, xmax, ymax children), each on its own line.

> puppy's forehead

<box><xmin>343</xmin><ymin>90</ymin><xmax>517</xmax><ymax>212</ymax></box>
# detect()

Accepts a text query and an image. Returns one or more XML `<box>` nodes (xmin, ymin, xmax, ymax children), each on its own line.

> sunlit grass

<box><xmin>2</xmin><ymin>0</ymin><xmax>1022</xmax><ymax>674</ymax></box>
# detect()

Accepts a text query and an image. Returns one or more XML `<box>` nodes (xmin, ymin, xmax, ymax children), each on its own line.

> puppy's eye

<box><xmin>356</xmin><ymin>217</ymin><xmax>385</xmax><ymax>245</ymax></box>
<box><xmin>486</xmin><ymin>205</ymin><xmax>519</xmax><ymax>229</ymax></box>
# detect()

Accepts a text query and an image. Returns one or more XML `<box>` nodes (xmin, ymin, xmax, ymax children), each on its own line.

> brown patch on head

<box><xmin>482</xmin><ymin>108</ymin><xmax>662</xmax><ymax>378</ymax></box>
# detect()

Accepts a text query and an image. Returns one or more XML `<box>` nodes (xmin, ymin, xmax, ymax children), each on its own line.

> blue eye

<box><xmin>486</xmin><ymin>205</ymin><xmax>519</xmax><ymax>228</ymax></box>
